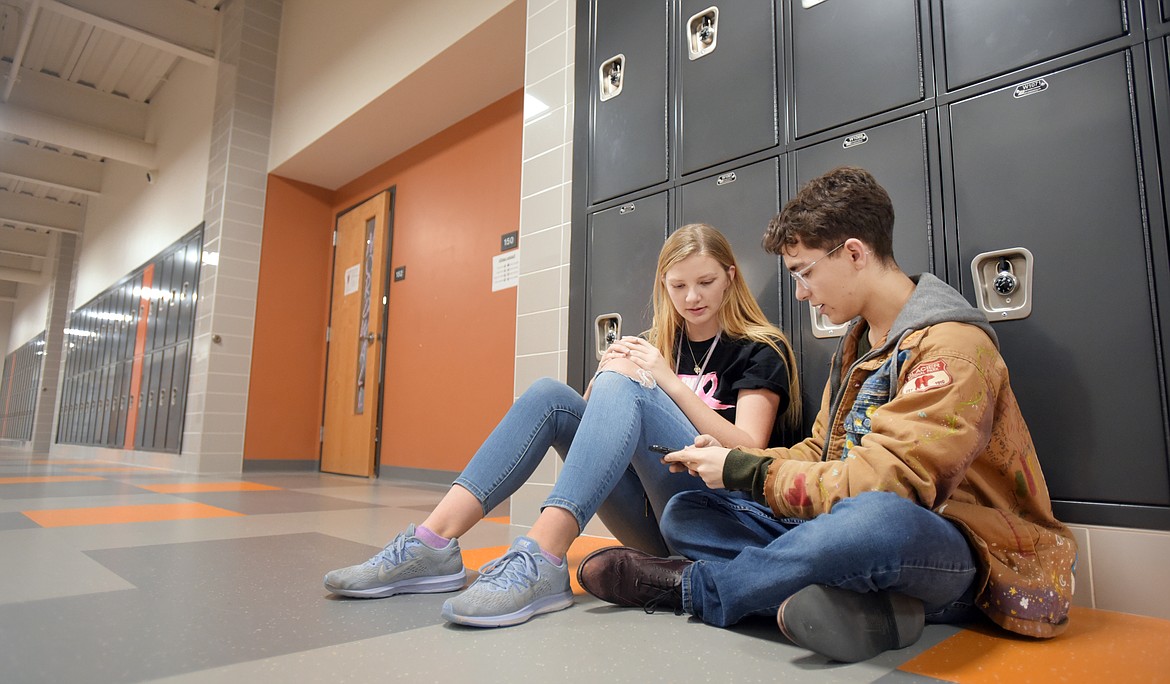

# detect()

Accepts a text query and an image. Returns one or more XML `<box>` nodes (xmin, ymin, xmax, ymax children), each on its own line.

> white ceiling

<box><xmin>0</xmin><ymin>0</ymin><xmax>527</xmax><ymax>306</ymax></box>
<box><xmin>0</xmin><ymin>0</ymin><xmax>220</xmax><ymax>300</ymax></box>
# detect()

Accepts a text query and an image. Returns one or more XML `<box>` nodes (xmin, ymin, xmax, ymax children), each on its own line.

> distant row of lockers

<box><xmin>55</xmin><ymin>227</ymin><xmax>203</xmax><ymax>453</ymax></box>
<box><xmin>0</xmin><ymin>334</ymin><xmax>45</xmax><ymax>442</ymax></box>
<box><xmin>569</xmin><ymin>0</ymin><xmax>1170</xmax><ymax>530</ymax></box>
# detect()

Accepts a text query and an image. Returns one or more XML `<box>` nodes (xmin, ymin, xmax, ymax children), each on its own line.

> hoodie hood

<box><xmin>879</xmin><ymin>272</ymin><xmax>997</xmax><ymax>353</ymax></box>
<box><xmin>823</xmin><ymin>274</ymin><xmax>997</xmax><ymax>450</ymax></box>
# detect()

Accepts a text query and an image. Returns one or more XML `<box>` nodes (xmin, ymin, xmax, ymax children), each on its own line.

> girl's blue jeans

<box><xmin>662</xmin><ymin>489</ymin><xmax>981</xmax><ymax>627</ymax></box>
<box><xmin>453</xmin><ymin>372</ymin><xmax>707</xmax><ymax>555</ymax></box>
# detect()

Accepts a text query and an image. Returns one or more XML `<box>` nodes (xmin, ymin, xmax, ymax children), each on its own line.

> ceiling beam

<box><xmin>1</xmin><ymin>0</ymin><xmax>42</xmax><ymax>103</ymax></box>
<box><xmin>0</xmin><ymin>138</ymin><xmax>103</xmax><ymax>195</ymax></box>
<box><xmin>0</xmin><ymin>191</ymin><xmax>85</xmax><ymax>234</ymax></box>
<box><xmin>6</xmin><ymin>67</ymin><xmax>148</xmax><ymax>139</ymax></box>
<box><xmin>0</xmin><ymin>102</ymin><xmax>156</xmax><ymax>168</ymax></box>
<box><xmin>42</xmin><ymin>0</ymin><xmax>218</xmax><ymax>66</ymax></box>
<box><xmin>0</xmin><ymin>265</ymin><xmax>47</xmax><ymax>285</ymax></box>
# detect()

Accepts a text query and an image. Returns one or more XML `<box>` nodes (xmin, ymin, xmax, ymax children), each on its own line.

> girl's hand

<box><xmin>608</xmin><ymin>336</ymin><xmax>673</xmax><ymax>383</ymax></box>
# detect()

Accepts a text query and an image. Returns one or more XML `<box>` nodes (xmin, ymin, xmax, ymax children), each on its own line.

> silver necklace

<box><xmin>685</xmin><ymin>336</ymin><xmax>706</xmax><ymax>374</ymax></box>
<box><xmin>676</xmin><ymin>331</ymin><xmax>720</xmax><ymax>391</ymax></box>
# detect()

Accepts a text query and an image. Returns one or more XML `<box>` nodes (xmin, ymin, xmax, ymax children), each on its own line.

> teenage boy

<box><xmin>577</xmin><ymin>166</ymin><xmax>1077</xmax><ymax>663</ymax></box>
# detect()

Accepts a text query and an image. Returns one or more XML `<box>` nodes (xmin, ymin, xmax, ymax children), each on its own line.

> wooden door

<box><xmin>321</xmin><ymin>190</ymin><xmax>392</xmax><ymax>476</ymax></box>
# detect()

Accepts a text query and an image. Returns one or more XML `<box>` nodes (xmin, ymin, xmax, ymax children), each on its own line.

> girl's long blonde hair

<box><xmin>646</xmin><ymin>223</ymin><xmax>802</xmax><ymax>431</ymax></box>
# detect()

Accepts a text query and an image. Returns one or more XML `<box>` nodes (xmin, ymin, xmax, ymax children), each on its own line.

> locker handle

<box><xmin>686</xmin><ymin>7</ymin><xmax>718</xmax><ymax>61</ymax></box>
<box><xmin>594</xmin><ymin>313</ymin><xmax>623</xmax><ymax>360</ymax></box>
<box><xmin>599</xmin><ymin>55</ymin><xmax>624</xmax><ymax>102</ymax></box>
<box><xmin>716</xmin><ymin>172</ymin><xmax>737</xmax><ymax>186</ymax></box>
<box><xmin>970</xmin><ymin>248</ymin><xmax>1034</xmax><ymax>321</ymax></box>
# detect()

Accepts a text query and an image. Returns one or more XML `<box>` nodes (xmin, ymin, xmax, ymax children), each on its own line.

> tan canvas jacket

<box><xmin>741</xmin><ymin>275</ymin><xmax>1076</xmax><ymax>637</ymax></box>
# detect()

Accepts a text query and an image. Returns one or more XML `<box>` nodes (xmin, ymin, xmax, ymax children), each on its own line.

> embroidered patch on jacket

<box><xmin>900</xmin><ymin>360</ymin><xmax>952</xmax><ymax>395</ymax></box>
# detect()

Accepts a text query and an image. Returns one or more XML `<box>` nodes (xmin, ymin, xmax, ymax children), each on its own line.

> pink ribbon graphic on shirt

<box><xmin>678</xmin><ymin>372</ymin><xmax>734</xmax><ymax>410</ymax></box>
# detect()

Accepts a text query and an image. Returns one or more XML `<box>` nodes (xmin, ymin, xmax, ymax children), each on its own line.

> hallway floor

<box><xmin>2</xmin><ymin>448</ymin><xmax>1168</xmax><ymax>683</ymax></box>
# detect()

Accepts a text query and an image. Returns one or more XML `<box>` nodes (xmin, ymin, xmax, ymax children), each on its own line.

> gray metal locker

<box><xmin>588</xmin><ymin>0</ymin><xmax>669</xmax><ymax>204</ymax></box>
<box><xmin>788</xmin><ymin>0</ymin><xmax>931</xmax><ymax>139</ymax></box>
<box><xmin>162</xmin><ymin>252</ymin><xmax>178</xmax><ymax>347</ymax></box>
<box><xmin>944</xmin><ymin>50</ymin><xmax>1170</xmax><ymax>509</ymax></box>
<box><xmin>177</xmin><ymin>242</ymin><xmax>198</xmax><ymax>343</ymax></box>
<box><xmin>678</xmin><ymin>157</ymin><xmax>782</xmax><ymax>324</ymax></box>
<box><xmin>677</xmin><ymin>0</ymin><xmax>779</xmax><ymax>175</ymax></box>
<box><xmin>936</xmin><ymin>0</ymin><xmax>1130</xmax><ymax>91</ymax></box>
<box><xmin>153</xmin><ymin>347</ymin><xmax>175</xmax><ymax>451</ymax></box>
<box><xmin>135</xmin><ymin>353</ymin><xmax>154</xmax><ymax>450</ymax></box>
<box><xmin>113</xmin><ymin>361</ymin><xmax>129</xmax><ymax>448</ymax></box>
<box><xmin>149</xmin><ymin>257</ymin><xmax>171</xmax><ymax>351</ymax></box>
<box><xmin>96</xmin><ymin>366</ymin><xmax>111</xmax><ymax>446</ymax></box>
<box><xmin>167</xmin><ymin>342</ymin><xmax>189</xmax><ymax>452</ymax></box>
<box><xmin>790</xmin><ymin>113</ymin><xmax>939</xmax><ymax>433</ymax></box>
<box><xmin>585</xmin><ymin>192</ymin><xmax>669</xmax><ymax>379</ymax></box>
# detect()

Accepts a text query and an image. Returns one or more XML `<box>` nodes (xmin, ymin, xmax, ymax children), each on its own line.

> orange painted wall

<box><xmin>245</xmin><ymin>90</ymin><xmax>521</xmax><ymax>472</ymax></box>
<box><xmin>333</xmin><ymin>90</ymin><xmax>522</xmax><ymax>473</ymax></box>
<box><xmin>244</xmin><ymin>176</ymin><xmax>334</xmax><ymax>459</ymax></box>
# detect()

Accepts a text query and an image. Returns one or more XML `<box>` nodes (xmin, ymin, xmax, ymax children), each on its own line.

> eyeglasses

<box><xmin>789</xmin><ymin>242</ymin><xmax>846</xmax><ymax>290</ymax></box>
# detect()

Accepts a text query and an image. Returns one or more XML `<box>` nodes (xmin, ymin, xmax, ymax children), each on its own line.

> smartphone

<box><xmin>649</xmin><ymin>444</ymin><xmax>675</xmax><ymax>455</ymax></box>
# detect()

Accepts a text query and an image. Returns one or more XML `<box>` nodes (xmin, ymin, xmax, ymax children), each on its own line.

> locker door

<box><xmin>96</xmin><ymin>366</ymin><xmax>110</xmax><ymax>446</ymax></box>
<box><xmin>789</xmin><ymin>0</ymin><xmax>930</xmax><ymax>138</ymax></box>
<box><xmin>114</xmin><ymin>359</ymin><xmax>131</xmax><ymax>448</ymax></box>
<box><xmin>678</xmin><ymin>157</ymin><xmax>782</xmax><ymax>324</ymax></box>
<box><xmin>55</xmin><ymin>375</ymin><xmax>69</xmax><ymax>444</ymax></box>
<box><xmin>938</xmin><ymin>0</ymin><xmax>1129</xmax><ymax>91</ymax></box>
<box><xmin>135</xmin><ymin>352</ymin><xmax>155</xmax><ymax>450</ymax></box>
<box><xmin>149</xmin><ymin>257</ymin><xmax>171</xmax><ymax>351</ymax></box>
<box><xmin>177</xmin><ymin>242</ymin><xmax>199</xmax><ymax>344</ymax></box>
<box><xmin>589</xmin><ymin>0</ymin><xmax>669</xmax><ymax>203</ymax></box>
<box><xmin>163</xmin><ymin>252</ymin><xmax>178</xmax><ymax>347</ymax></box>
<box><xmin>585</xmin><ymin>192</ymin><xmax>669</xmax><ymax>379</ymax></box>
<box><xmin>677</xmin><ymin>0</ymin><xmax>778</xmax><ymax>175</ymax></box>
<box><xmin>945</xmin><ymin>50</ymin><xmax>1170</xmax><ymax>506</ymax></box>
<box><xmin>153</xmin><ymin>347</ymin><xmax>175</xmax><ymax>451</ymax></box>
<box><xmin>166</xmin><ymin>342</ymin><xmax>189</xmax><ymax>452</ymax></box>
<box><xmin>791</xmin><ymin>113</ymin><xmax>938</xmax><ymax>431</ymax></box>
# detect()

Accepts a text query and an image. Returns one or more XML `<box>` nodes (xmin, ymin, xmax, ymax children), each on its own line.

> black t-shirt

<box><xmin>673</xmin><ymin>332</ymin><xmax>791</xmax><ymax>447</ymax></box>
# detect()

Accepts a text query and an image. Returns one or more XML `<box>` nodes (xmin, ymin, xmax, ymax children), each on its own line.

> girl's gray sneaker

<box><xmin>440</xmin><ymin>536</ymin><xmax>573</xmax><ymax>627</ymax></box>
<box><xmin>323</xmin><ymin>524</ymin><xmax>466</xmax><ymax>597</ymax></box>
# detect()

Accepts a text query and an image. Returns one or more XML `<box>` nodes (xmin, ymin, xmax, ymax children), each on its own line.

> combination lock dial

<box><xmin>992</xmin><ymin>259</ymin><xmax>1018</xmax><ymax>296</ymax></box>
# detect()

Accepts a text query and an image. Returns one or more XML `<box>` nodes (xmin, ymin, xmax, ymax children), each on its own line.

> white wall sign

<box><xmin>492</xmin><ymin>251</ymin><xmax>519</xmax><ymax>292</ymax></box>
<box><xmin>344</xmin><ymin>264</ymin><xmax>360</xmax><ymax>295</ymax></box>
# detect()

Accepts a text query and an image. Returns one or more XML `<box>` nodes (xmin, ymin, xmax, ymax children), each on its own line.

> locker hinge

<box><xmin>319</xmin><ymin>426</ymin><xmax>325</xmax><ymax>443</ymax></box>
<box><xmin>332</xmin><ymin>230</ymin><xmax>338</xmax><ymax>246</ymax></box>
<box><xmin>325</xmin><ymin>326</ymin><xmax>330</xmax><ymax>342</ymax></box>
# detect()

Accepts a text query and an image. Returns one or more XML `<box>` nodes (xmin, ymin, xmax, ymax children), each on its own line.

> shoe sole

<box><xmin>777</xmin><ymin>585</ymin><xmax>924</xmax><ymax>663</ymax></box>
<box><xmin>324</xmin><ymin>570</ymin><xmax>467</xmax><ymax>598</ymax></box>
<box><xmin>440</xmin><ymin>590</ymin><xmax>574</xmax><ymax>628</ymax></box>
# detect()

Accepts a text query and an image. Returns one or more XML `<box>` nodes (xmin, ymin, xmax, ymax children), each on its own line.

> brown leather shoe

<box><xmin>576</xmin><ymin>546</ymin><xmax>691</xmax><ymax>614</ymax></box>
<box><xmin>778</xmin><ymin>585</ymin><xmax>925</xmax><ymax>663</ymax></box>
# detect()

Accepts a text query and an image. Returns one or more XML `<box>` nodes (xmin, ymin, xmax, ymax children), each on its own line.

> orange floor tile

<box><xmin>461</xmin><ymin>535</ymin><xmax>617</xmax><ymax>596</ymax></box>
<box><xmin>483</xmin><ymin>515</ymin><xmax>510</xmax><ymax>524</ymax></box>
<box><xmin>135</xmin><ymin>482</ymin><xmax>282</xmax><ymax>493</ymax></box>
<box><xmin>900</xmin><ymin>606</ymin><xmax>1170</xmax><ymax>682</ymax></box>
<box><xmin>22</xmin><ymin>502</ymin><xmax>245</xmax><ymax>527</ymax></box>
<box><xmin>0</xmin><ymin>475</ymin><xmax>106</xmax><ymax>484</ymax></box>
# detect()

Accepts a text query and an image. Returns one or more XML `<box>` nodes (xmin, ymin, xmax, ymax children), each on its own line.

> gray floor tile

<box><xmin>166</xmin><ymin>490</ymin><xmax>385</xmax><ymax>515</ymax></box>
<box><xmin>0</xmin><ymin>480</ymin><xmax>155</xmax><ymax>499</ymax></box>
<box><xmin>0</xmin><ymin>511</ymin><xmax>39</xmax><ymax>530</ymax></box>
